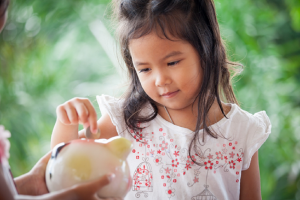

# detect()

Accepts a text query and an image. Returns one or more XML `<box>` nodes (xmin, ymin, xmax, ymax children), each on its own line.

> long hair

<box><xmin>112</xmin><ymin>0</ymin><xmax>242</xmax><ymax>165</ymax></box>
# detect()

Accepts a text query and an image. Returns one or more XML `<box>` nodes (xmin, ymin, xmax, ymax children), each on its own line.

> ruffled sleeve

<box><xmin>242</xmin><ymin>111</ymin><xmax>271</xmax><ymax>170</ymax></box>
<box><xmin>96</xmin><ymin>95</ymin><xmax>128</xmax><ymax>137</ymax></box>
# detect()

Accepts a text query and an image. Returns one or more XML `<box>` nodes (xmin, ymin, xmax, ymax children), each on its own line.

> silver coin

<box><xmin>85</xmin><ymin>126</ymin><xmax>101</xmax><ymax>139</ymax></box>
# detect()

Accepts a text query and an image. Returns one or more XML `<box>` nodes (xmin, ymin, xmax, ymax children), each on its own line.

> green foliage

<box><xmin>0</xmin><ymin>0</ymin><xmax>299</xmax><ymax>199</ymax></box>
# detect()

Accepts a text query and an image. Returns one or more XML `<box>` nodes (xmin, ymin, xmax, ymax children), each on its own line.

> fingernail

<box><xmin>108</xmin><ymin>173</ymin><xmax>115</xmax><ymax>182</ymax></box>
<box><xmin>93</xmin><ymin>128</ymin><xmax>98</xmax><ymax>134</ymax></box>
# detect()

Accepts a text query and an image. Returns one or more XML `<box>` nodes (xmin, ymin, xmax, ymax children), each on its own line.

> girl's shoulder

<box><xmin>220</xmin><ymin>104</ymin><xmax>271</xmax><ymax>170</ymax></box>
<box><xmin>223</xmin><ymin>103</ymin><xmax>271</xmax><ymax>132</ymax></box>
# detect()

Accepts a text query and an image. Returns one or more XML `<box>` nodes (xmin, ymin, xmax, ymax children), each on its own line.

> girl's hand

<box><xmin>56</xmin><ymin>98</ymin><xmax>98</xmax><ymax>134</ymax></box>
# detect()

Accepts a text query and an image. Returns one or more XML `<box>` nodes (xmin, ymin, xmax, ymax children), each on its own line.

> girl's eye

<box><xmin>167</xmin><ymin>61</ymin><xmax>180</xmax><ymax>66</ymax></box>
<box><xmin>138</xmin><ymin>68</ymin><xmax>151</xmax><ymax>73</ymax></box>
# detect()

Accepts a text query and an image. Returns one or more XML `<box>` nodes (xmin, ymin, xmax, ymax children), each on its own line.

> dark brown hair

<box><xmin>0</xmin><ymin>0</ymin><xmax>9</xmax><ymax>17</ymax></box>
<box><xmin>112</xmin><ymin>0</ymin><xmax>242</xmax><ymax>165</ymax></box>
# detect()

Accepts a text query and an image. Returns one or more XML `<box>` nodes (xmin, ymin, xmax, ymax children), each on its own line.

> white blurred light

<box><xmin>25</xmin><ymin>15</ymin><xmax>41</xmax><ymax>37</ymax></box>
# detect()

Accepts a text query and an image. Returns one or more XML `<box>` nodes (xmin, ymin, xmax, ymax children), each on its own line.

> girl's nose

<box><xmin>155</xmin><ymin>71</ymin><xmax>172</xmax><ymax>87</ymax></box>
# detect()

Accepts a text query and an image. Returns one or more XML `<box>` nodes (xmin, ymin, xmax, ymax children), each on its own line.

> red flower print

<box><xmin>165</xmin><ymin>167</ymin><xmax>171</xmax><ymax>174</ymax></box>
<box><xmin>223</xmin><ymin>144</ymin><xmax>226</xmax><ymax>147</ymax></box>
<box><xmin>207</xmin><ymin>153</ymin><xmax>213</xmax><ymax>159</ymax></box>
<box><xmin>163</xmin><ymin>183</ymin><xmax>166</xmax><ymax>187</ymax></box>
<box><xmin>154</xmin><ymin>155</ymin><xmax>162</xmax><ymax>165</ymax></box>
<box><xmin>229</xmin><ymin>142</ymin><xmax>232</xmax><ymax>146</ymax></box>
<box><xmin>157</xmin><ymin>149</ymin><xmax>161</xmax><ymax>154</ymax></box>
<box><xmin>237</xmin><ymin>158</ymin><xmax>242</xmax><ymax>162</ymax></box>
<box><xmin>159</xmin><ymin>141</ymin><xmax>168</xmax><ymax>151</ymax></box>
<box><xmin>204</xmin><ymin>160</ymin><xmax>214</xmax><ymax>170</ymax></box>
<box><xmin>132</xmin><ymin>149</ymin><xmax>136</xmax><ymax>153</ymax></box>
<box><xmin>172</xmin><ymin>159</ymin><xmax>179</xmax><ymax>167</ymax></box>
<box><xmin>235</xmin><ymin>141</ymin><xmax>238</xmax><ymax>145</ymax></box>
<box><xmin>170</xmin><ymin>139</ymin><xmax>174</xmax><ymax>142</ymax></box>
<box><xmin>173</xmin><ymin>151</ymin><xmax>179</xmax><ymax>157</ymax></box>
<box><xmin>229</xmin><ymin>160</ymin><xmax>236</xmax><ymax>169</ymax></box>
<box><xmin>216</xmin><ymin>161</ymin><xmax>219</xmax><ymax>164</ymax></box>
<box><xmin>236</xmin><ymin>171</ymin><xmax>239</xmax><ymax>175</ymax></box>
<box><xmin>150</xmin><ymin>149</ymin><xmax>155</xmax><ymax>155</ymax></box>
<box><xmin>224</xmin><ymin>156</ymin><xmax>228</xmax><ymax>160</ymax></box>
<box><xmin>136</xmin><ymin>156</ymin><xmax>139</xmax><ymax>159</ymax></box>
<box><xmin>236</xmin><ymin>179</ymin><xmax>239</xmax><ymax>183</ymax></box>
<box><xmin>159</xmin><ymin>128</ymin><xmax>163</xmax><ymax>132</ymax></box>
<box><xmin>166</xmin><ymin>187</ymin><xmax>175</xmax><ymax>198</ymax></box>
<box><xmin>229</xmin><ymin>152</ymin><xmax>235</xmax><ymax>158</ymax></box>
<box><xmin>232</xmin><ymin>146</ymin><xmax>235</xmax><ymax>150</ymax></box>
<box><xmin>185</xmin><ymin>163</ymin><xmax>191</xmax><ymax>170</ymax></box>
<box><xmin>216</xmin><ymin>151</ymin><xmax>223</xmax><ymax>160</ymax></box>
<box><xmin>193</xmin><ymin>177</ymin><xmax>199</xmax><ymax>183</ymax></box>
<box><xmin>143</xmin><ymin>139</ymin><xmax>148</xmax><ymax>145</ymax></box>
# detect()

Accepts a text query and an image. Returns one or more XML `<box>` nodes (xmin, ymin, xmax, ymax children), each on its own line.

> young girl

<box><xmin>51</xmin><ymin>0</ymin><xmax>271</xmax><ymax>199</ymax></box>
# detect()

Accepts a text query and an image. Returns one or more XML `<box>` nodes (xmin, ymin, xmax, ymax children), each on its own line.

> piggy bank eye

<box><xmin>48</xmin><ymin>142</ymin><xmax>70</xmax><ymax>180</ymax></box>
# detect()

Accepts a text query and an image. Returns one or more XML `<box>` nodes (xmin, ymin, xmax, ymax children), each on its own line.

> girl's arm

<box><xmin>240</xmin><ymin>151</ymin><xmax>262</xmax><ymax>200</ymax></box>
<box><xmin>51</xmin><ymin>97</ymin><xmax>118</xmax><ymax>149</ymax></box>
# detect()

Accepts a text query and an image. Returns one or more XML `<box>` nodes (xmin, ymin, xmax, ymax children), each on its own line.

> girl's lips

<box><xmin>161</xmin><ymin>90</ymin><xmax>179</xmax><ymax>98</ymax></box>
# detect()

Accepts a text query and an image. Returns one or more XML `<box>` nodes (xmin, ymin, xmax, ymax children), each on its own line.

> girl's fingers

<box><xmin>56</xmin><ymin>106</ymin><xmax>71</xmax><ymax>125</ymax></box>
<box><xmin>75</xmin><ymin>103</ymin><xmax>89</xmax><ymax>128</ymax></box>
<box><xmin>83</xmin><ymin>100</ymin><xmax>98</xmax><ymax>133</ymax></box>
<box><xmin>65</xmin><ymin>103</ymin><xmax>79</xmax><ymax>124</ymax></box>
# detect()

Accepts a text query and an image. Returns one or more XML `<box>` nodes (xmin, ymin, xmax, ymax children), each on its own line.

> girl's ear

<box><xmin>106</xmin><ymin>137</ymin><xmax>133</xmax><ymax>160</ymax></box>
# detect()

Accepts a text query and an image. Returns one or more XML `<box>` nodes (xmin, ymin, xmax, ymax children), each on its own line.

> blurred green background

<box><xmin>0</xmin><ymin>0</ymin><xmax>299</xmax><ymax>199</ymax></box>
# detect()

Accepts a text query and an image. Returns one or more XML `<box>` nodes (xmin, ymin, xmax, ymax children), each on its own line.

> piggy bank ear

<box><xmin>106</xmin><ymin>137</ymin><xmax>132</xmax><ymax>160</ymax></box>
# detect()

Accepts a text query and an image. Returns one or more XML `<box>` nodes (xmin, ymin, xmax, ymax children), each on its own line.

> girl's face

<box><xmin>129</xmin><ymin>31</ymin><xmax>203</xmax><ymax>111</ymax></box>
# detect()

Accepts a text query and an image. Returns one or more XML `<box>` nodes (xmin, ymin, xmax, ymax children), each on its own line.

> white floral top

<box><xmin>97</xmin><ymin>95</ymin><xmax>271</xmax><ymax>200</ymax></box>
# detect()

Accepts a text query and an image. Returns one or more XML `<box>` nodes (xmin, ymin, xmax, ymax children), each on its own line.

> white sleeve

<box><xmin>96</xmin><ymin>95</ymin><xmax>128</xmax><ymax>137</ymax></box>
<box><xmin>242</xmin><ymin>111</ymin><xmax>271</xmax><ymax>170</ymax></box>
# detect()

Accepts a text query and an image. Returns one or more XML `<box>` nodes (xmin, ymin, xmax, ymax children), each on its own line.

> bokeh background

<box><xmin>0</xmin><ymin>0</ymin><xmax>299</xmax><ymax>199</ymax></box>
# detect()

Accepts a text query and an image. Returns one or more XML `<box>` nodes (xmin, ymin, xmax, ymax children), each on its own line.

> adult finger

<box><xmin>37</xmin><ymin>151</ymin><xmax>52</xmax><ymax>165</ymax></box>
<box><xmin>73</xmin><ymin>174</ymin><xmax>115</xmax><ymax>198</ymax></box>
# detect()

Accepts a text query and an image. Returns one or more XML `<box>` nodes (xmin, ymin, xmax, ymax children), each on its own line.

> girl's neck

<box><xmin>157</xmin><ymin>98</ymin><xmax>231</xmax><ymax>131</ymax></box>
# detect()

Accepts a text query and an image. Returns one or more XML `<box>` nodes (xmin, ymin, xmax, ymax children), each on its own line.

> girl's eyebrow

<box><xmin>161</xmin><ymin>51</ymin><xmax>183</xmax><ymax>61</ymax></box>
<box><xmin>134</xmin><ymin>51</ymin><xmax>183</xmax><ymax>67</ymax></box>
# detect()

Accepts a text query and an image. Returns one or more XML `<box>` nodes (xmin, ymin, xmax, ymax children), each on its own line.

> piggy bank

<box><xmin>45</xmin><ymin>136</ymin><xmax>132</xmax><ymax>198</ymax></box>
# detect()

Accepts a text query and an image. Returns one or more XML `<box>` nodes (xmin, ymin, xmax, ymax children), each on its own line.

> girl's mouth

<box><xmin>161</xmin><ymin>90</ymin><xmax>179</xmax><ymax>98</ymax></box>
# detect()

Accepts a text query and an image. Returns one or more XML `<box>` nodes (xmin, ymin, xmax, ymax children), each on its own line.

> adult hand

<box><xmin>67</xmin><ymin>174</ymin><xmax>122</xmax><ymax>200</ymax></box>
<box><xmin>15</xmin><ymin>172</ymin><xmax>122</xmax><ymax>200</ymax></box>
<box><xmin>14</xmin><ymin>151</ymin><xmax>52</xmax><ymax>195</ymax></box>
<box><xmin>14</xmin><ymin>151</ymin><xmax>123</xmax><ymax>200</ymax></box>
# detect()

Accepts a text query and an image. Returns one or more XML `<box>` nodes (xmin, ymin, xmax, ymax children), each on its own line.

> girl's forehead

<box><xmin>129</xmin><ymin>31</ymin><xmax>188</xmax><ymax>50</ymax></box>
<box><xmin>128</xmin><ymin>32</ymin><xmax>195</xmax><ymax>64</ymax></box>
